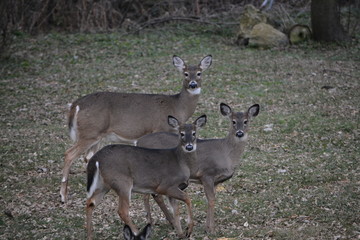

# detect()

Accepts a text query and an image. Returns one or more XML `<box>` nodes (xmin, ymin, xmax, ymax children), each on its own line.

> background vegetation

<box><xmin>1</xmin><ymin>1</ymin><xmax>359</xmax><ymax>240</ymax></box>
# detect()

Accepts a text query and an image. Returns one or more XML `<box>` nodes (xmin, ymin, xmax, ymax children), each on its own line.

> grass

<box><xmin>1</xmin><ymin>23</ymin><xmax>359</xmax><ymax>239</ymax></box>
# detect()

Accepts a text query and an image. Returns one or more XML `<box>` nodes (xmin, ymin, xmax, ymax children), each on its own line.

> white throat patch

<box><xmin>237</xmin><ymin>133</ymin><xmax>248</xmax><ymax>142</ymax></box>
<box><xmin>187</xmin><ymin>87</ymin><xmax>201</xmax><ymax>95</ymax></box>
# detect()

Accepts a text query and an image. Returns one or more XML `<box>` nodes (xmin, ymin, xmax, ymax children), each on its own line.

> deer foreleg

<box><xmin>152</xmin><ymin>194</ymin><xmax>176</xmax><ymax>227</ymax></box>
<box><xmin>202</xmin><ymin>178</ymin><xmax>216</xmax><ymax>233</ymax></box>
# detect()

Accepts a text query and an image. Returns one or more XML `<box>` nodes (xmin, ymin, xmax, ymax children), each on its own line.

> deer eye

<box><xmin>192</xmin><ymin>132</ymin><xmax>196</xmax><ymax>137</ymax></box>
<box><xmin>180</xmin><ymin>132</ymin><xmax>185</xmax><ymax>137</ymax></box>
<box><xmin>196</xmin><ymin>72</ymin><xmax>201</xmax><ymax>77</ymax></box>
<box><xmin>244</xmin><ymin>120</ymin><xmax>248</xmax><ymax>125</ymax></box>
<box><xmin>184</xmin><ymin>72</ymin><xmax>189</xmax><ymax>77</ymax></box>
<box><xmin>232</xmin><ymin>120</ymin><xmax>236</xmax><ymax>125</ymax></box>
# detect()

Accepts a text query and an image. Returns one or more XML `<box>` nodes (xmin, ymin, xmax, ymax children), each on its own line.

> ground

<box><xmin>0</xmin><ymin>24</ymin><xmax>359</xmax><ymax>239</ymax></box>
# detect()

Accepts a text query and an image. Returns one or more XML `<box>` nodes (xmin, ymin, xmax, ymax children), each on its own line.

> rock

<box><xmin>37</xmin><ymin>167</ymin><xmax>48</xmax><ymax>173</ymax></box>
<box><xmin>248</xmin><ymin>23</ymin><xmax>289</xmax><ymax>48</ymax></box>
<box><xmin>263</xmin><ymin>123</ymin><xmax>274</xmax><ymax>132</ymax></box>
<box><xmin>236</xmin><ymin>5</ymin><xmax>288</xmax><ymax>48</ymax></box>
<box><xmin>236</xmin><ymin>4</ymin><xmax>268</xmax><ymax>45</ymax></box>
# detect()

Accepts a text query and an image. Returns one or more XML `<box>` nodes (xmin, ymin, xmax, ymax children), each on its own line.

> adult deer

<box><xmin>86</xmin><ymin>115</ymin><xmax>207</xmax><ymax>239</ymax></box>
<box><xmin>123</xmin><ymin>224</ymin><xmax>151</xmax><ymax>240</ymax></box>
<box><xmin>60</xmin><ymin>55</ymin><xmax>212</xmax><ymax>203</ymax></box>
<box><xmin>137</xmin><ymin>103</ymin><xmax>260</xmax><ymax>233</ymax></box>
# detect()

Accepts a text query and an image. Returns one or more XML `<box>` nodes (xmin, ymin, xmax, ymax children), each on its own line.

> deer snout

<box><xmin>236</xmin><ymin>130</ymin><xmax>245</xmax><ymax>138</ymax></box>
<box><xmin>189</xmin><ymin>81</ymin><xmax>198</xmax><ymax>89</ymax></box>
<box><xmin>185</xmin><ymin>144</ymin><xmax>194</xmax><ymax>151</ymax></box>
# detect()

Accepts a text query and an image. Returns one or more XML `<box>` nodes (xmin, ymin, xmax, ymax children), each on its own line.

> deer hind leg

<box><xmin>143</xmin><ymin>194</ymin><xmax>152</xmax><ymax>224</ymax></box>
<box><xmin>115</xmin><ymin>185</ymin><xmax>139</xmax><ymax>234</ymax></box>
<box><xmin>84</xmin><ymin>141</ymin><xmax>101</xmax><ymax>163</ymax></box>
<box><xmin>60</xmin><ymin>138</ymin><xmax>99</xmax><ymax>203</ymax></box>
<box><xmin>202</xmin><ymin>178</ymin><xmax>216</xmax><ymax>233</ymax></box>
<box><xmin>86</xmin><ymin>187</ymin><xmax>109</xmax><ymax>240</ymax></box>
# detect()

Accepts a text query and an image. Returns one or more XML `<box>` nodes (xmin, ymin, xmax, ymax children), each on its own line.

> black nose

<box><xmin>185</xmin><ymin>145</ymin><xmax>194</xmax><ymax>151</ymax></box>
<box><xmin>189</xmin><ymin>82</ymin><xmax>197</xmax><ymax>89</ymax></box>
<box><xmin>236</xmin><ymin>131</ymin><xmax>244</xmax><ymax>138</ymax></box>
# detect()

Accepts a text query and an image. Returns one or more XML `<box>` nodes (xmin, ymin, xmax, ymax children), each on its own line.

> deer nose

<box><xmin>185</xmin><ymin>144</ymin><xmax>194</xmax><ymax>151</ymax></box>
<box><xmin>189</xmin><ymin>81</ymin><xmax>197</xmax><ymax>89</ymax></box>
<box><xmin>236</xmin><ymin>130</ymin><xmax>244</xmax><ymax>138</ymax></box>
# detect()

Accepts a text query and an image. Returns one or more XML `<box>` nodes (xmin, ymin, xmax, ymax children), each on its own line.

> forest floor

<box><xmin>1</xmin><ymin>23</ymin><xmax>359</xmax><ymax>239</ymax></box>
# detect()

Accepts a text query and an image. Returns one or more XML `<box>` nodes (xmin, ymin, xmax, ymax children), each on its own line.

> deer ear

<box><xmin>199</xmin><ymin>55</ymin><xmax>212</xmax><ymax>71</ymax></box>
<box><xmin>168</xmin><ymin>115</ymin><xmax>180</xmax><ymax>129</ymax></box>
<box><xmin>173</xmin><ymin>55</ymin><xmax>185</xmax><ymax>72</ymax></box>
<box><xmin>195</xmin><ymin>115</ymin><xmax>207</xmax><ymax>128</ymax></box>
<box><xmin>248</xmin><ymin>104</ymin><xmax>260</xmax><ymax>118</ymax></box>
<box><xmin>142</xmin><ymin>224</ymin><xmax>152</xmax><ymax>239</ymax></box>
<box><xmin>220</xmin><ymin>103</ymin><xmax>232</xmax><ymax>116</ymax></box>
<box><xmin>123</xmin><ymin>225</ymin><xmax>134</xmax><ymax>240</ymax></box>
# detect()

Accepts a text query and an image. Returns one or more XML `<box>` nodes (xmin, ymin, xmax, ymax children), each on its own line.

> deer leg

<box><xmin>116</xmin><ymin>186</ymin><xmax>139</xmax><ymax>234</ymax></box>
<box><xmin>60</xmin><ymin>139</ymin><xmax>98</xmax><ymax>203</ymax></box>
<box><xmin>84</xmin><ymin>141</ymin><xmax>100</xmax><ymax>163</ymax></box>
<box><xmin>86</xmin><ymin>187</ymin><xmax>109</xmax><ymax>240</ymax></box>
<box><xmin>143</xmin><ymin>194</ymin><xmax>152</xmax><ymax>224</ymax></box>
<box><xmin>168</xmin><ymin>197</ymin><xmax>182</xmax><ymax>235</ymax></box>
<box><xmin>166</xmin><ymin>187</ymin><xmax>194</xmax><ymax>238</ymax></box>
<box><xmin>202</xmin><ymin>178</ymin><xmax>216</xmax><ymax>233</ymax></box>
<box><xmin>86</xmin><ymin>199</ymin><xmax>95</xmax><ymax>240</ymax></box>
<box><xmin>152</xmin><ymin>194</ymin><xmax>176</xmax><ymax>227</ymax></box>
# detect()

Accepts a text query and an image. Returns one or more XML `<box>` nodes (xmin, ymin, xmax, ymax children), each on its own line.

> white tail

<box><xmin>60</xmin><ymin>55</ymin><xmax>212</xmax><ymax>203</ymax></box>
<box><xmin>85</xmin><ymin>115</ymin><xmax>207</xmax><ymax>239</ymax></box>
<box><xmin>137</xmin><ymin>103</ymin><xmax>260</xmax><ymax>233</ymax></box>
<box><xmin>123</xmin><ymin>224</ymin><xmax>151</xmax><ymax>240</ymax></box>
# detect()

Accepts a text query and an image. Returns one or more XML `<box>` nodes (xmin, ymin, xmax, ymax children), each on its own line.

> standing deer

<box><xmin>123</xmin><ymin>224</ymin><xmax>151</xmax><ymax>240</ymax></box>
<box><xmin>60</xmin><ymin>55</ymin><xmax>212</xmax><ymax>203</ymax></box>
<box><xmin>86</xmin><ymin>115</ymin><xmax>207</xmax><ymax>239</ymax></box>
<box><xmin>137</xmin><ymin>103</ymin><xmax>260</xmax><ymax>233</ymax></box>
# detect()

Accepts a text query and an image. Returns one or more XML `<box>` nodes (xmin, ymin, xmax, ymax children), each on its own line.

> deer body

<box><xmin>70</xmin><ymin>90</ymin><xmax>198</xmax><ymax>141</ymax></box>
<box><xmin>137</xmin><ymin>103</ymin><xmax>260</xmax><ymax>233</ymax></box>
<box><xmin>86</xmin><ymin>115</ymin><xmax>207</xmax><ymax>239</ymax></box>
<box><xmin>60</xmin><ymin>55</ymin><xmax>212</xmax><ymax>203</ymax></box>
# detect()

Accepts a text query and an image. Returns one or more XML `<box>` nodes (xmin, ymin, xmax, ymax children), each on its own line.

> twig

<box><xmin>323</xmin><ymin>69</ymin><xmax>357</xmax><ymax>79</ymax></box>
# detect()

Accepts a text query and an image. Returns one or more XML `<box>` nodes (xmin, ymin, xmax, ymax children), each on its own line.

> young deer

<box><xmin>60</xmin><ymin>55</ymin><xmax>212</xmax><ymax>203</ymax></box>
<box><xmin>123</xmin><ymin>224</ymin><xmax>151</xmax><ymax>240</ymax></box>
<box><xmin>137</xmin><ymin>103</ymin><xmax>260</xmax><ymax>233</ymax></box>
<box><xmin>86</xmin><ymin>115</ymin><xmax>207</xmax><ymax>239</ymax></box>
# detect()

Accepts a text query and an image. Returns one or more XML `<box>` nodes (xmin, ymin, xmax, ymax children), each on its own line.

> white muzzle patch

<box><xmin>187</xmin><ymin>87</ymin><xmax>201</xmax><ymax>95</ymax></box>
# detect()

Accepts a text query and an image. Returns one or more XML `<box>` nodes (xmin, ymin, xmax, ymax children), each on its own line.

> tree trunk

<box><xmin>311</xmin><ymin>0</ymin><xmax>349</xmax><ymax>42</ymax></box>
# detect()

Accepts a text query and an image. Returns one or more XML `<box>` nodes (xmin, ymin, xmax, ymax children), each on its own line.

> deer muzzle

<box><xmin>185</xmin><ymin>144</ymin><xmax>194</xmax><ymax>151</ymax></box>
<box><xmin>189</xmin><ymin>81</ymin><xmax>198</xmax><ymax>89</ymax></box>
<box><xmin>236</xmin><ymin>130</ymin><xmax>245</xmax><ymax>138</ymax></box>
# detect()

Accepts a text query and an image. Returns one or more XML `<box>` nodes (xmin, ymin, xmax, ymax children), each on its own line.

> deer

<box><xmin>60</xmin><ymin>55</ymin><xmax>212</xmax><ymax>203</ymax></box>
<box><xmin>137</xmin><ymin>103</ymin><xmax>260</xmax><ymax>233</ymax></box>
<box><xmin>85</xmin><ymin>114</ymin><xmax>207</xmax><ymax>239</ymax></box>
<box><xmin>123</xmin><ymin>224</ymin><xmax>151</xmax><ymax>240</ymax></box>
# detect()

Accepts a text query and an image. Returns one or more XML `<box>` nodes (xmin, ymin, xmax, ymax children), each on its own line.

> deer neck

<box><xmin>224</xmin><ymin>133</ymin><xmax>247</xmax><ymax>166</ymax></box>
<box><xmin>174</xmin><ymin>87</ymin><xmax>200</xmax><ymax>121</ymax></box>
<box><xmin>175</xmin><ymin>145</ymin><xmax>198</xmax><ymax>175</ymax></box>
